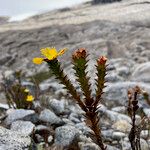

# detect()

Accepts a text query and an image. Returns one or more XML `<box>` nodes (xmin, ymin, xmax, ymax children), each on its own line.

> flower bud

<box><xmin>72</xmin><ymin>48</ymin><xmax>86</xmax><ymax>60</ymax></box>
<box><xmin>97</xmin><ymin>56</ymin><xmax>107</xmax><ymax>65</ymax></box>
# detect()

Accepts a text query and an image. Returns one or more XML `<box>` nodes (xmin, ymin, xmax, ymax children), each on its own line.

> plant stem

<box><xmin>46</xmin><ymin>58</ymin><xmax>87</xmax><ymax>112</ymax></box>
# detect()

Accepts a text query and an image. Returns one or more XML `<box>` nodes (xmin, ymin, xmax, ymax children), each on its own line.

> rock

<box><xmin>62</xmin><ymin>118</ymin><xmax>74</xmax><ymax>125</ymax></box>
<box><xmin>22</xmin><ymin>113</ymin><xmax>39</xmax><ymax>124</ymax></box>
<box><xmin>69</xmin><ymin>112</ymin><xmax>81</xmax><ymax>123</ymax></box>
<box><xmin>40</xmin><ymin>80</ymin><xmax>63</xmax><ymax>92</ymax></box>
<box><xmin>104</xmin><ymin>82</ymin><xmax>150</xmax><ymax>106</ymax></box>
<box><xmin>112</xmin><ymin>132</ymin><xmax>126</xmax><ymax>140</ymax></box>
<box><xmin>0</xmin><ymin>126</ymin><xmax>31</xmax><ymax>150</ymax></box>
<box><xmin>141</xmin><ymin>130</ymin><xmax>149</xmax><ymax>139</ymax></box>
<box><xmin>54</xmin><ymin>125</ymin><xmax>80</xmax><ymax>147</ymax></box>
<box><xmin>0</xmin><ymin>16</ymin><xmax>9</xmax><ymax>24</ymax></box>
<box><xmin>111</xmin><ymin>106</ymin><xmax>126</xmax><ymax>114</ymax></box>
<box><xmin>92</xmin><ymin>0</ymin><xmax>122</xmax><ymax>5</ymax></box>
<box><xmin>48</xmin><ymin>135</ymin><xmax>53</xmax><ymax>143</ymax></box>
<box><xmin>49</xmin><ymin>98</ymin><xmax>65</xmax><ymax>115</ymax></box>
<box><xmin>105</xmin><ymin>72</ymin><xmax>123</xmax><ymax>82</ymax></box>
<box><xmin>117</xmin><ymin>66</ymin><xmax>130</xmax><ymax>78</ymax></box>
<box><xmin>105</xmin><ymin>110</ymin><xmax>130</xmax><ymax>123</ymax></box>
<box><xmin>11</xmin><ymin>120</ymin><xmax>35</xmax><ymax>136</ymax></box>
<box><xmin>78</xmin><ymin>142</ymin><xmax>100</xmax><ymax>150</ymax></box>
<box><xmin>102</xmin><ymin>129</ymin><xmax>114</xmax><ymax>140</ymax></box>
<box><xmin>39</xmin><ymin>109</ymin><xmax>64</xmax><ymax>126</ymax></box>
<box><xmin>122</xmin><ymin>137</ymin><xmax>149</xmax><ymax>150</ymax></box>
<box><xmin>121</xmin><ymin>137</ymin><xmax>131</xmax><ymax>150</ymax></box>
<box><xmin>131</xmin><ymin>62</ymin><xmax>150</xmax><ymax>83</ymax></box>
<box><xmin>143</xmin><ymin>108</ymin><xmax>150</xmax><ymax>117</ymax></box>
<box><xmin>0</xmin><ymin>54</ymin><xmax>12</xmax><ymax>65</ymax></box>
<box><xmin>75</xmin><ymin>122</ymin><xmax>91</xmax><ymax>135</ymax></box>
<box><xmin>141</xmin><ymin>50</ymin><xmax>150</xmax><ymax>60</ymax></box>
<box><xmin>35</xmin><ymin>125</ymin><xmax>50</xmax><ymax>131</ymax></box>
<box><xmin>106</xmin><ymin>145</ymin><xmax>120</xmax><ymax>150</ymax></box>
<box><xmin>112</xmin><ymin>120</ymin><xmax>131</xmax><ymax>133</ymax></box>
<box><xmin>108</xmin><ymin>58</ymin><xmax>135</xmax><ymax>72</ymax></box>
<box><xmin>107</xmin><ymin>40</ymin><xmax>127</xmax><ymax>59</ymax></box>
<box><xmin>0</xmin><ymin>103</ymin><xmax>9</xmax><ymax>111</ymax></box>
<box><xmin>78</xmin><ymin>134</ymin><xmax>92</xmax><ymax>143</ymax></box>
<box><xmin>140</xmin><ymin>138</ymin><xmax>149</xmax><ymax>150</ymax></box>
<box><xmin>4</xmin><ymin>109</ymin><xmax>35</xmax><ymax>126</ymax></box>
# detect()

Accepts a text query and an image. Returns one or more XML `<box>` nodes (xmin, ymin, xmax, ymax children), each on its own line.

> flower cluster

<box><xmin>24</xmin><ymin>88</ymin><xmax>34</xmax><ymax>102</ymax></box>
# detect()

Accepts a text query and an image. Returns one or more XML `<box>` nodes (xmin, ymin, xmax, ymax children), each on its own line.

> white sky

<box><xmin>0</xmin><ymin>0</ymin><xmax>90</xmax><ymax>17</ymax></box>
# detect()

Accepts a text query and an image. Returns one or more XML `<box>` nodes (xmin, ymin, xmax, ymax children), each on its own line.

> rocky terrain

<box><xmin>0</xmin><ymin>0</ymin><xmax>150</xmax><ymax>149</ymax></box>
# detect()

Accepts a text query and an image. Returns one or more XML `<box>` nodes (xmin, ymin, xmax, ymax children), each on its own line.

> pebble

<box><xmin>4</xmin><ymin>109</ymin><xmax>35</xmax><ymax>126</ymax></box>
<box><xmin>39</xmin><ymin>109</ymin><xmax>64</xmax><ymax>126</ymax></box>
<box><xmin>0</xmin><ymin>126</ymin><xmax>31</xmax><ymax>150</ymax></box>
<box><xmin>11</xmin><ymin>120</ymin><xmax>35</xmax><ymax>136</ymax></box>
<box><xmin>54</xmin><ymin>125</ymin><xmax>81</xmax><ymax>147</ymax></box>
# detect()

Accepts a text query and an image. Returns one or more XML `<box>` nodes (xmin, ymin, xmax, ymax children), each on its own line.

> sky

<box><xmin>0</xmin><ymin>0</ymin><xmax>90</xmax><ymax>21</ymax></box>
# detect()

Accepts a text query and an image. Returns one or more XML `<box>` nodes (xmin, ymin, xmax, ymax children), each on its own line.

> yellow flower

<box><xmin>26</xmin><ymin>95</ymin><xmax>34</xmax><ymax>102</ymax></box>
<box><xmin>33</xmin><ymin>47</ymin><xmax>67</xmax><ymax>64</ymax></box>
<box><xmin>32</xmin><ymin>58</ymin><xmax>43</xmax><ymax>64</ymax></box>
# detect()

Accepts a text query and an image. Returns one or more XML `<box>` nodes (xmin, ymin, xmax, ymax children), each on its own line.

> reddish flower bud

<box><xmin>97</xmin><ymin>56</ymin><xmax>107</xmax><ymax>65</ymax></box>
<box><xmin>72</xmin><ymin>48</ymin><xmax>86</xmax><ymax>60</ymax></box>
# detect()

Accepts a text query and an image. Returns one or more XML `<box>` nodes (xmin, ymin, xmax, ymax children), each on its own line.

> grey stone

<box><xmin>92</xmin><ymin>0</ymin><xmax>121</xmax><ymax>5</ymax></box>
<box><xmin>107</xmin><ymin>40</ymin><xmax>127</xmax><ymax>59</ymax></box>
<box><xmin>112</xmin><ymin>120</ymin><xmax>131</xmax><ymax>133</ymax></box>
<box><xmin>106</xmin><ymin>145</ymin><xmax>120</xmax><ymax>150</ymax></box>
<box><xmin>112</xmin><ymin>132</ymin><xmax>126</xmax><ymax>140</ymax></box>
<box><xmin>11</xmin><ymin>120</ymin><xmax>35</xmax><ymax>136</ymax></box>
<box><xmin>105</xmin><ymin>110</ymin><xmax>131</xmax><ymax>122</ymax></box>
<box><xmin>75</xmin><ymin>122</ymin><xmax>91</xmax><ymax>135</ymax></box>
<box><xmin>69</xmin><ymin>112</ymin><xmax>81</xmax><ymax>123</ymax></box>
<box><xmin>0</xmin><ymin>16</ymin><xmax>9</xmax><ymax>24</ymax></box>
<box><xmin>122</xmin><ymin>137</ymin><xmax>149</xmax><ymax>150</ymax></box>
<box><xmin>141</xmin><ymin>130</ymin><xmax>149</xmax><ymax>139</ymax></box>
<box><xmin>40</xmin><ymin>80</ymin><xmax>63</xmax><ymax>92</ymax></box>
<box><xmin>35</xmin><ymin>125</ymin><xmax>50</xmax><ymax>131</ymax></box>
<box><xmin>0</xmin><ymin>126</ymin><xmax>31</xmax><ymax>150</ymax></box>
<box><xmin>102</xmin><ymin>129</ymin><xmax>114</xmax><ymax>139</ymax></box>
<box><xmin>140</xmin><ymin>138</ymin><xmax>149</xmax><ymax>150</ymax></box>
<box><xmin>0</xmin><ymin>54</ymin><xmax>12</xmax><ymax>65</ymax></box>
<box><xmin>105</xmin><ymin>72</ymin><xmax>123</xmax><ymax>82</ymax></box>
<box><xmin>54</xmin><ymin>125</ymin><xmax>80</xmax><ymax>147</ymax></box>
<box><xmin>111</xmin><ymin>106</ymin><xmax>126</xmax><ymax>114</ymax></box>
<box><xmin>104</xmin><ymin>82</ymin><xmax>150</xmax><ymax>106</ymax></box>
<box><xmin>49</xmin><ymin>98</ymin><xmax>65</xmax><ymax>115</ymax></box>
<box><xmin>0</xmin><ymin>103</ymin><xmax>9</xmax><ymax>111</ymax></box>
<box><xmin>39</xmin><ymin>109</ymin><xmax>64</xmax><ymax>125</ymax></box>
<box><xmin>78</xmin><ymin>142</ymin><xmax>100</xmax><ymax>150</ymax></box>
<box><xmin>143</xmin><ymin>108</ymin><xmax>150</xmax><ymax>117</ymax></box>
<box><xmin>117</xmin><ymin>66</ymin><xmax>130</xmax><ymax>78</ymax></box>
<box><xmin>131</xmin><ymin>62</ymin><xmax>150</xmax><ymax>83</ymax></box>
<box><xmin>62</xmin><ymin>118</ymin><xmax>74</xmax><ymax>125</ymax></box>
<box><xmin>5</xmin><ymin>109</ymin><xmax>35</xmax><ymax>126</ymax></box>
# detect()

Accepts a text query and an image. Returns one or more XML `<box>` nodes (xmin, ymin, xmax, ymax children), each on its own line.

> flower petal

<box><xmin>58</xmin><ymin>48</ymin><xmax>68</xmax><ymax>56</ymax></box>
<box><xmin>26</xmin><ymin>95</ymin><xmax>34</xmax><ymax>102</ymax></box>
<box><xmin>32</xmin><ymin>57</ymin><xmax>43</xmax><ymax>64</ymax></box>
<box><xmin>24</xmin><ymin>88</ymin><xmax>29</xmax><ymax>93</ymax></box>
<box><xmin>41</xmin><ymin>47</ymin><xmax>58</xmax><ymax>60</ymax></box>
